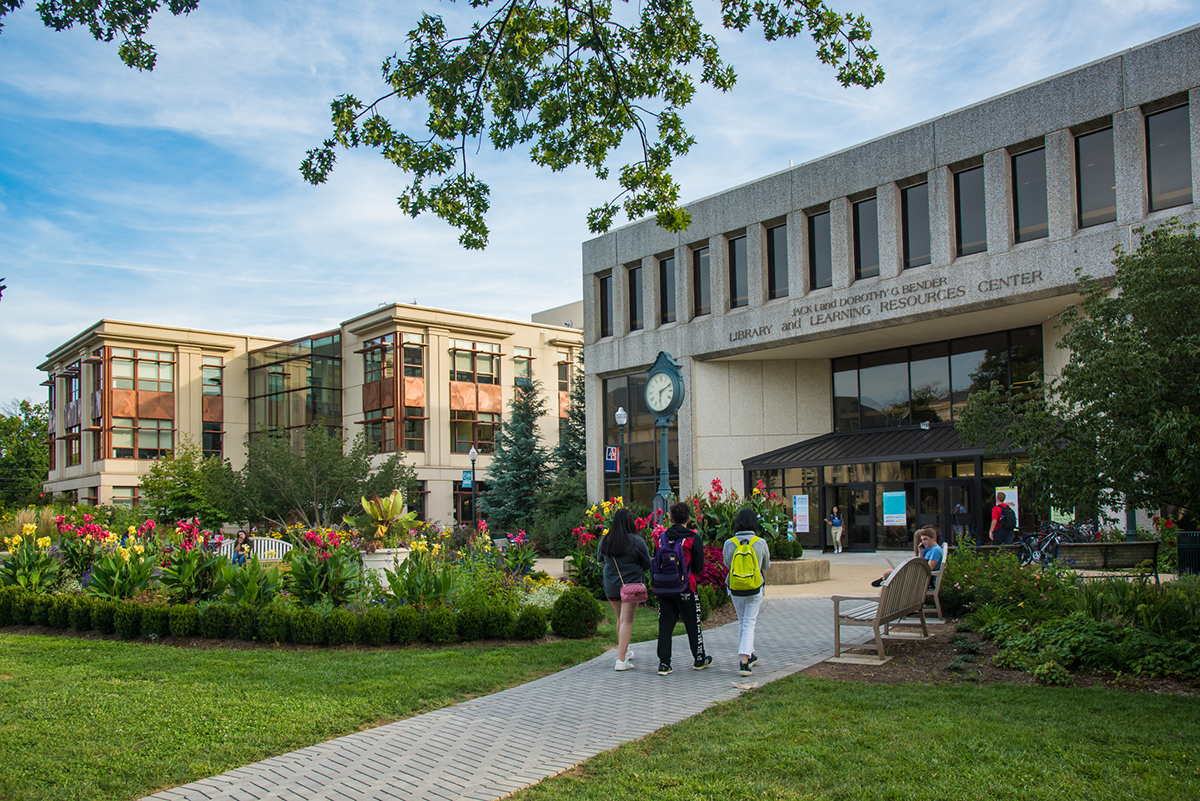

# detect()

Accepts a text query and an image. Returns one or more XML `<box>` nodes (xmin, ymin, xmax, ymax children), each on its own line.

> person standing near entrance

<box><xmin>825</xmin><ymin>506</ymin><xmax>844</xmax><ymax>553</ymax></box>
<box><xmin>989</xmin><ymin>491</ymin><xmax>1017</xmax><ymax>546</ymax></box>
<box><xmin>652</xmin><ymin>501</ymin><xmax>711</xmax><ymax>675</ymax></box>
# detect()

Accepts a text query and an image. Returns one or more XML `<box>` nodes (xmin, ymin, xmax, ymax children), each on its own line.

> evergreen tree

<box><xmin>481</xmin><ymin>379</ymin><xmax>550</xmax><ymax>532</ymax></box>
<box><xmin>552</xmin><ymin>353</ymin><xmax>587</xmax><ymax>477</ymax></box>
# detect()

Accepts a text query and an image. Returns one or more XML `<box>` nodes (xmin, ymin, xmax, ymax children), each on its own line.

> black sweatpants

<box><xmin>656</xmin><ymin>591</ymin><xmax>706</xmax><ymax>666</ymax></box>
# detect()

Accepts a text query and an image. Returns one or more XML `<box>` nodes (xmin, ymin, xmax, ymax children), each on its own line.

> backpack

<box><xmin>728</xmin><ymin>536</ymin><xmax>764</xmax><ymax>593</ymax></box>
<box><xmin>650</xmin><ymin>536</ymin><xmax>690</xmax><ymax>595</ymax></box>
<box><xmin>999</xmin><ymin>504</ymin><xmax>1016</xmax><ymax>531</ymax></box>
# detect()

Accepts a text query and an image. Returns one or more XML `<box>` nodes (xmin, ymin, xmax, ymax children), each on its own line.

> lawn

<box><xmin>511</xmin><ymin>675</ymin><xmax>1200</xmax><ymax>801</ymax></box>
<box><xmin>0</xmin><ymin>605</ymin><xmax>668</xmax><ymax>801</ymax></box>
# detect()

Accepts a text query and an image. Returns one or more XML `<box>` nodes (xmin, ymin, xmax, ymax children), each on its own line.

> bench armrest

<box><xmin>832</xmin><ymin>594</ymin><xmax>879</xmax><ymax>602</ymax></box>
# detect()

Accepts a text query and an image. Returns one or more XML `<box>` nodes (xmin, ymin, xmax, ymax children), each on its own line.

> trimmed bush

<box><xmin>229</xmin><ymin>604</ymin><xmax>259</xmax><ymax>641</ymax></box>
<box><xmin>141</xmin><ymin>605</ymin><xmax>171</xmax><ymax>638</ymax></box>
<box><xmin>48</xmin><ymin>595</ymin><xmax>74</xmax><ymax>629</ymax></box>
<box><xmin>68</xmin><ymin>595</ymin><xmax>93</xmax><ymax>631</ymax></box>
<box><xmin>31</xmin><ymin>595</ymin><xmax>53</xmax><ymax>626</ymax></box>
<box><xmin>550</xmin><ymin>586</ymin><xmax>605</xmax><ymax>639</ymax></box>
<box><xmin>697</xmin><ymin>584</ymin><xmax>715</xmax><ymax>621</ymax></box>
<box><xmin>11</xmin><ymin>590</ymin><xmax>35</xmax><ymax>625</ymax></box>
<box><xmin>292</xmin><ymin>606</ymin><xmax>325</xmax><ymax>645</ymax></box>
<box><xmin>514</xmin><ymin>605</ymin><xmax>547</xmax><ymax>640</ymax></box>
<box><xmin>485</xmin><ymin>605</ymin><xmax>516</xmax><ymax>639</ymax></box>
<box><xmin>421</xmin><ymin>606</ymin><xmax>456</xmax><ymax>645</ymax></box>
<box><xmin>258</xmin><ymin>602</ymin><xmax>291</xmax><ymax>644</ymax></box>
<box><xmin>0</xmin><ymin>586</ymin><xmax>16</xmax><ymax>626</ymax></box>
<box><xmin>92</xmin><ymin>600</ymin><xmax>118</xmax><ymax>635</ymax></box>
<box><xmin>169</xmin><ymin>603</ymin><xmax>199</xmax><ymax>637</ymax></box>
<box><xmin>360</xmin><ymin>607</ymin><xmax>391</xmax><ymax>646</ymax></box>
<box><xmin>455</xmin><ymin>604</ymin><xmax>487</xmax><ymax>641</ymax></box>
<box><xmin>199</xmin><ymin>603</ymin><xmax>231</xmax><ymax>639</ymax></box>
<box><xmin>325</xmin><ymin>607</ymin><xmax>358</xmax><ymax>646</ymax></box>
<box><xmin>114</xmin><ymin>600</ymin><xmax>143</xmax><ymax>639</ymax></box>
<box><xmin>392</xmin><ymin>606</ymin><xmax>421</xmax><ymax>644</ymax></box>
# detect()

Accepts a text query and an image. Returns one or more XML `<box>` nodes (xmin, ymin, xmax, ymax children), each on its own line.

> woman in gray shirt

<box><xmin>598</xmin><ymin>508</ymin><xmax>652</xmax><ymax>671</ymax></box>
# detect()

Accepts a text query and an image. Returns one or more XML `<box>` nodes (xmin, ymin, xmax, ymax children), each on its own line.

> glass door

<box><xmin>916</xmin><ymin>482</ymin><xmax>944</xmax><ymax>536</ymax></box>
<box><xmin>948</xmin><ymin>480</ymin><xmax>976</xmax><ymax>546</ymax></box>
<box><xmin>848</xmin><ymin>484</ymin><xmax>876</xmax><ymax>550</ymax></box>
<box><xmin>823</xmin><ymin>486</ymin><xmax>848</xmax><ymax>551</ymax></box>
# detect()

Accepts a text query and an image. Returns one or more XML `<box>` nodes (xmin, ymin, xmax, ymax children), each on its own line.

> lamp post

<box><xmin>469</xmin><ymin>446</ymin><xmax>478</xmax><ymax>530</ymax></box>
<box><xmin>615</xmin><ymin>406</ymin><xmax>628</xmax><ymax>501</ymax></box>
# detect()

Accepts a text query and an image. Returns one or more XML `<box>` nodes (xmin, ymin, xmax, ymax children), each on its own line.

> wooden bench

<box><xmin>887</xmin><ymin>544</ymin><xmax>951</xmax><ymax>620</ymax></box>
<box><xmin>217</xmin><ymin>536</ymin><xmax>294</xmax><ymax>562</ymax></box>
<box><xmin>1057</xmin><ymin>540</ymin><xmax>1160</xmax><ymax>583</ymax></box>
<box><xmin>832</xmin><ymin>556</ymin><xmax>932</xmax><ymax>662</ymax></box>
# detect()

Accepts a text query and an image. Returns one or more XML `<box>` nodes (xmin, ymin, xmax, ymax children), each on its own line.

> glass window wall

<box><xmin>1012</xmin><ymin>147</ymin><xmax>1048</xmax><ymax>242</ymax></box>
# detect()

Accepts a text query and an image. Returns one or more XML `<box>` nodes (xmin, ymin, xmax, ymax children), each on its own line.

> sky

<box><xmin>1</xmin><ymin>0</ymin><xmax>1197</xmax><ymax>405</ymax></box>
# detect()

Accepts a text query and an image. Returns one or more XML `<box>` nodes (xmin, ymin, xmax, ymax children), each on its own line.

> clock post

<box><xmin>644</xmin><ymin>352</ymin><xmax>684</xmax><ymax>516</ymax></box>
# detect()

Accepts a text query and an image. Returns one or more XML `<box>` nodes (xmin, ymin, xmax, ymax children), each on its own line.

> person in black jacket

<box><xmin>654</xmin><ymin>501</ymin><xmax>711</xmax><ymax>675</ymax></box>
<box><xmin>598</xmin><ymin>508</ymin><xmax>652</xmax><ymax>671</ymax></box>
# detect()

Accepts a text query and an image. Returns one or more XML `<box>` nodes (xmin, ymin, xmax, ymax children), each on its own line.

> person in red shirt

<box><xmin>989</xmin><ymin>491</ymin><xmax>1015</xmax><ymax>546</ymax></box>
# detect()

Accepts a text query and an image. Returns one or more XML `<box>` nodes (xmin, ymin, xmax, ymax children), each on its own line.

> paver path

<box><xmin>145</xmin><ymin>597</ymin><xmax>866</xmax><ymax>801</ymax></box>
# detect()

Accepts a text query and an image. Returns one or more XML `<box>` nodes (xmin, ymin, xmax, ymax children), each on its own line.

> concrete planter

<box><xmin>361</xmin><ymin>548</ymin><xmax>409</xmax><ymax>580</ymax></box>
<box><xmin>763</xmin><ymin>558</ymin><xmax>830</xmax><ymax>585</ymax></box>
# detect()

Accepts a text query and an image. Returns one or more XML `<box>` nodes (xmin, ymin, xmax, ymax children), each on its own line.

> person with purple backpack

<box><xmin>653</xmin><ymin>501</ymin><xmax>711</xmax><ymax>675</ymax></box>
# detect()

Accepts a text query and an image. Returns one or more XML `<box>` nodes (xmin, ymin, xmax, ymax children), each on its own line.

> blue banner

<box><xmin>461</xmin><ymin>470</ymin><xmax>472</xmax><ymax>489</ymax></box>
<box><xmin>604</xmin><ymin>446</ymin><xmax>620</xmax><ymax>474</ymax></box>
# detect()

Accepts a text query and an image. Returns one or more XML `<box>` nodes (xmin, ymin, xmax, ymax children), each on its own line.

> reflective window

<box><xmin>853</xmin><ymin>198</ymin><xmax>879</xmax><ymax>279</ymax></box>
<box><xmin>808</xmin><ymin>211</ymin><xmax>832</xmax><ymax>289</ymax></box>
<box><xmin>449</xmin><ymin>340</ymin><xmax>501</xmax><ymax>385</ymax></box>
<box><xmin>402</xmin><ymin>334</ymin><xmax>424</xmax><ymax>378</ymax></box>
<box><xmin>363</xmin><ymin>334</ymin><xmax>395</xmax><ymax>384</ymax></box>
<box><xmin>1012</xmin><ymin>148</ymin><xmax>1048</xmax><ymax>242</ymax></box>
<box><xmin>1076</xmin><ymin>127</ymin><xmax>1116</xmax><ymax>227</ymax></box>
<box><xmin>513</xmin><ymin>347</ymin><xmax>532</xmax><ymax>386</ymax></box>
<box><xmin>403</xmin><ymin>407</ymin><xmax>426</xmax><ymax>451</ymax></box>
<box><xmin>451</xmin><ymin>410</ymin><xmax>499</xmax><ymax>453</ymax></box>
<box><xmin>659</xmin><ymin>256</ymin><xmax>676</xmax><ymax>324</ymax></box>
<box><xmin>950</xmin><ymin>332</ymin><xmax>1009</xmax><ymax>417</ymax></box>
<box><xmin>599</xmin><ymin>274</ymin><xmax>613</xmax><ymax>337</ymax></box>
<box><xmin>909</xmin><ymin>342</ymin><xmax>950</xmax><ymax>424</ymax></box>
<box><xmin>202</xmin><ymin>356</ymin><xmax>223</xmax><ymax>397</ymax></box>
<box><xmin>901</xmin><ymin>182</ymin><xmax>931</xmax><ymax>268</ymax></box>
<box><xmin>692</xmin><ymin>247</ymin><xmax>711</xmax><ymax>316</ymax></box>
<box><xmin>954</xmin><ymin>166</ymin><xmax>986</xmax><ymax>256</ymax></box>
<box><xmin>832</xmin><ymin>357</ymin><xmax>860</xmax><ymax>432</ymax></box>
<box><xmin>1147</xmin><ymin>105</ymin><xmax>1193</xmax><ymax>211</ymax></box>
<box><xmin>247</xmin><ymin>333</ymin><xmax>342</xmax><ymax>441</ymax></box>
<box><xmin>859</xmin><ymin>349</ymin><xmax>909</xmax><ymax>428</ymax></box>
<box><xmin>729</xmin><ymin>236</ymin><xmax>748</xmax><ymax>308</ymax></box>
<box><xmin>365</xmin><ymin>407</ymin><xmax>395</xmax><ymax>454</ymax></box>
<box><xmin>767</xmin><ymin>225</ymin><xmax>788</xmax><ymax>299</ymax></box>
<box><xmin>628</xmin><ymin>265</ymin><xmax>644</xmax><ymax>330</ymax></box>
<box><xmin>202</xmin><ymin>421</ymin><xmax>222</xmax><ymax>459</ymax></box>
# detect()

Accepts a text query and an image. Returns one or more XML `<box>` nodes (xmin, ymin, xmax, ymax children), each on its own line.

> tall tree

<box><xmin>0</xmin><ymin>400</ymin><xmax>49</xmax><ymax>507</ymax></box>
<box><xmin>956</xmin><ymin>221</ymin><xmax>1200</xmax><ymax>519</ymax></box>
<box><xmin>552</xmin><ymin>352</ymin><xmax>586</xmax><ymax>477</ymax></box>
<box><xmin>481</xmin><ymin>379</ymin><xmax>550</xmax><ymax>531</ymax></box>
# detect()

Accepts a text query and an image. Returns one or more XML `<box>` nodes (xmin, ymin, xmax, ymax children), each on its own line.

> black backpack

<box><xmin>650</xmin><ymin>536</ymin><xmax>690</xmax><ymax>595</ymax></box>
<box><xmin>999</xmin><ymin>504</ymin><xmax>1016</xmax><ymax>531</ymax></box>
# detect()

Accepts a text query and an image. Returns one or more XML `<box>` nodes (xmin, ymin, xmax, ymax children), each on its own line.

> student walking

<box><xmin>652</xmin><ymin>501</ymin><xmax>711</xmax><ymax>675</ymax></box>
<box><xmin>826</xmin><ymin>506</ymin><xmax>844</xmax><ymax>553</ymax></box>
<box><xmin>598</xmin><ymin>508</ymin><xmax>652</xmax><ymax>671</ymax></box>
<box><xmin>724</xmin><ymin>507</ymin><xmax>771</xmax><ymax>676</ymax></box>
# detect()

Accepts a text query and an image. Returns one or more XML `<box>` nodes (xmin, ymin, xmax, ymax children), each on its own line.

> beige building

<box><xmin>39</xmin><ymin>304</ymin><xmax>582</xmax><ymax>524</ymax></box>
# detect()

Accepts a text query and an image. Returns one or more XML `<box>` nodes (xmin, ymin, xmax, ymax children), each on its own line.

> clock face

<box><xmin>645</xmin><ymin>372</ymin><xmax>675</xmax><ymax>412</ymax></box>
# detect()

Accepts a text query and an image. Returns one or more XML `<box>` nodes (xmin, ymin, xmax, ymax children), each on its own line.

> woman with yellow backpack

<box><xmin>723</xmin><ymin>508</ymin><xmax>772</xmax><ymax>676</ymax></box>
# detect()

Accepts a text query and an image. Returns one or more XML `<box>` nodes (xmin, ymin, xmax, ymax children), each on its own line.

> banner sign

<box><xmin>882</xmin><ymin>491</ymin><xmax>907</xmax><ymax>526</ymax></box>
<box><xmin>792</xmin><ymin>494</ymin><xmax>809</xmax><ymax>534</ymax></box>
<box><xmin>1051</xmin><ymin>507</ymin><xmax>1073</xmax><ymax>524</ymax></box>
<box><xmin>603</xmin><ymin>446</ymin><xmax>620</xmax><ymax>474</ymax></box>
<box><xmin>461</xmin><ymin>470</ymin><xmax>472</xmax><ymax>489</ymax></box>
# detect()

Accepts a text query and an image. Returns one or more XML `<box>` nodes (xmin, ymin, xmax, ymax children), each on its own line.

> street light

<box><xmin>469</xmin><ymin>446</ymin><xmax>478</xmax><ymax>530</ymax></box>
<box><xmin>614</xmin><ymin>407</ymin><xmax>628</xmax><ymax>501</ymax></box>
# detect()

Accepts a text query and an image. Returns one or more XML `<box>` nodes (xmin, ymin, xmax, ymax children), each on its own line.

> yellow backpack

<box><xmin>729</xmin><ymin>535</ymin><xmax>763</xmax><ymax>592</ymax></box>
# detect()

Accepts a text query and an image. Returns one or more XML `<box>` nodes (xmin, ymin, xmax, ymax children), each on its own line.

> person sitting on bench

<box><xmin>872</xmin><ymin>526</ymin><xmax>943</xmax><ymax>588</ymax></box>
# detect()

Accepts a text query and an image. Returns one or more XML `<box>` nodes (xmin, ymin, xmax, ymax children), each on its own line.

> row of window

<box><xmin>364</xmin><ymin>406</ymin><xmax>427</xmax><ymax>454</ymax></box>
<box><xmin>599</xmin><ymin>103</ymin><xmax>1192</xmax><ymax>336</ymax></box>
<box><xmin>363</xmin><ymin>333</ymin><xmax>426</xmax><ymax>383</ymax></box>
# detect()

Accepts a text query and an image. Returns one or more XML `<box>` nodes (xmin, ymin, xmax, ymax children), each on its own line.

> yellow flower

<box><xmin>128</xmin><ymin>525</ymin><xmax>136</xmax><ymax>535</ymax></box>
<box><xmin>116</xmin><ymin>547</ymin><xmax>130</xmax><ymax>562</ymax></box>
<box><xmin>133</xmin><ymin>544</ymin><xmax>144</xmax><ymax>555</ymax></box>
<box><xmin>753</xmin><ymin>487</ymin><xmax>761</xmax><ymax>495</ymax></box>
<box><xmin>37</xmin><ymin>537</ymin><xmax>52</xmax><ymax>549</ymax></box>
<box><xmin>22</xmin><ymin>523</ymin><xmax>36</xmax><ymax>536</ymax></box>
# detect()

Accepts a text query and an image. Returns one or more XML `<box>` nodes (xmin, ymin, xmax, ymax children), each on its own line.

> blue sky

<box><xmin>2</xmin><ymin>0</ymin><xmax>1197</xmax><ymax>404</ymax></box>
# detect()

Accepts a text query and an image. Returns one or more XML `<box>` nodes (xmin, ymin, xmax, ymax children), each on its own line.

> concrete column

<box><xmin>746</xmin><ymin>222</ymin><xmax>767</xmax><ymax>308</ymax></box>
<box><xmin>613</xmin><ymin>262</ymin><xmax>630</xmax><ymax>338</ymax></box>
<box><xmin>1114</xmin><ymin>108</ymin><xmax>1148</xmax><ymax>224</ymax></box>
<box><xmin>984</xmin><ymin>149</ymin><xmax>1014</xmax><ymax>255</ymax></box>
<box><xmin>678</xmin><ymin>244</ymin><xmax>694</xmax><ymax>324</ymax></box>
<box><xmin>1045</xmin><ymin>129</ymin><xmax>1076</xmax><ymax>241</ymax></box>
<box><xmin>929</xmin><ymin>166</ymin><xmax>954</xmax><ymax>267</ymax></box>
<box><xmin>643</xmin><ymin>255</ymin><xmax>659</xmax><ymax>332</ymax></box>
<box><xmin>709</xmin><ymin>234</ymin><xmax>728</xmax><ymax>315</ymax></box>
<box><xmin>425</xmin><ymin>328</ymin><xmax>448</xmax><ymax>463</ymax></box>
<box><xmin>786</xmin><ymin>210</ymin><xmax>807</xmax><ymax>296</ymax></box>
<box><xmin>1191</xmin><ymin>89</ymin><xmax>1200</xmax><ymax>203</ymax></box>
<box><xmin>677</xmin><ymin>354</ymin><xmax>696</xmax><ymax>499</ymax></box>
<box><xmin>582</xmin><ymin>271</ymin><xmax>598</xmax><ymax>345</ymax></box>
<box><xmin>830</xmin><ymin>197</ymin><xmax>853</xmax><ymax>290</ymax></box>
<box><xmin>876</xmin><ymin>183</ymin><xmax>902</xmax><ymax>280</ymax></box>
<box><xmin>584</xmin><ymin>372</ymin><xmax>605</xmax><ymax>503</ymax></box>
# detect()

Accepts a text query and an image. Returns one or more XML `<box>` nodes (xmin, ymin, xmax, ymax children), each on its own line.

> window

<box><xmin>853</xmin><ymin>199</ymin><xmax>879</xmax><ymax>279</ymax></box>
<box><xmin>659</xmin><ymin>256</ymin><xmax>676</xmax><ymax>324</ymax></box>
<box><xmin>451</xmin><ymin>410</ymin><xmax>499</xmax><ymax>453</ymax></box>
<box><xmin>450</xmin><ymin>341</ymin><xmax>500</xmax><ymax>384</ymax></box>
<box><xmin>247</xmin><ymin>332</ymin><xmax>342</xmax><ymax>441</ymax></box>
<box><xmin>408</xmin><ymin>480</ymin><xmax>428</xmax><ymax>522</ymax></box>
<box><xmin>1147</xmin><ymin>105</ymin><xmax>1193</xmax><ymax>211</ymax></box>
<box><xmin>901</xmin><ymin>182</ymin><xmax>931</xmax><ymax>268</ymax></box>
<box><xmin>832</xmin><ymin>357</ymin><xmax>860</xmax><ymax>433</ymax></box>
<box><xmin>954</xmin><ymin>166</ymin><xmax>986</xmax><ymax>256</ymax></box>
<box><xmin>558</xmin><ymin>353</ymin><xmax>573</xmax><ymax>392</ymax></box>
<box><xmin>767</xmin><ymin>225</ymin><xmax>788</xmax><ymax>299</ymax></box>
<box><xmin>202</xmin><ymin>356</ymin><xmax>223</xmax><ymax>396</ymax></box>
<box><xmin>403</xmin><ymin>407</ymin><xmax>426</xmax><ymax>451</ymax></box>
<box><xmin>203</xmin><ymin>422</ymin><xmax>223</xmax><ymax>458</ymax></box>
<box><xmin>599</xmin><ymin>274</ymin><xmax>613</xmax><ymax>337</ymax></box>
<box><xmin>365</xmin><ymin>407</ymin><xmax>395</xmax><ymax>454</ymax></box>
<box><xmin>111</xmin><ymin>417</ymin><xmax>173</xmax><ymax>459</ymax></box>
<box><xmin>1076</xmin><ymin>127</ymin><xmax>1116</xmax><ymax>227</ymax></box>
<box><xmin>363</xmin><ymin>334</ymin><xmax>395</xmax><ymax>384</ymax></box>
<box><xmin>1012</xmin><ymin>148</ymin><xmax>1048</xmax><ymax>242</ymax></box>
<box><xmin>65</xmin><ymin>425</ymin><xmax>81</xmax><ymax>466</ymax></box>
<box><xmin>514</xmin><ymin>347</ymin><xmax>532</xmax><ymax>386</ymax></box>
<box><xmin>808</xmin><ymin>211</ymin><xmax>832</xmax><ymax>289</ymax></box>
<box><xmin>628</xmin><ymin>265</ymin><xmax>644</xmax><ymax>330</ymax></box>
<box><xmin>64</xmin><ymin>364</ymin><xmax>81</xmax><ymax>405</ymax></box>
<box><xmin>728</xmin><ymin>236</ymin><xmax>748</xmax><ymax>308</ymax></box>
<box><xmin>692</xmin><ymin>247</ymin><xmax>710</xmax><ymax>316</ymax></box>
<box><xmin>402</xmin><ymin>333</ymin><xmax>425</xmax><ymax>378</ymax></box>
<box><xmin>111</xmin><ymin>486</ymin><xmax>139</xmax><ymax>508</ymax></box>
<box><xmin>121</xmin><ymin>350</ymin><xmax>174</xmax><ymax>392</ymax></box>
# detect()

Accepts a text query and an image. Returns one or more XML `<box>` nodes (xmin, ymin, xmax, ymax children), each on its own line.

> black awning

<box><xmin>742</xmin><ymin>424</ymin><xmax>1006</xmax><ymax>470</ymax></box>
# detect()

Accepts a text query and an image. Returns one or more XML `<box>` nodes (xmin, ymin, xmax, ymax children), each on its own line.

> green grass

<box><xmin>0</xmin><ymin>604</ymin><xmax>669</xmax><ymax>801</ymax></box>
<box><xmin>511</xmin><ymin>676</ymin><xmax>1200</xmax><ymax>801</ymax></box>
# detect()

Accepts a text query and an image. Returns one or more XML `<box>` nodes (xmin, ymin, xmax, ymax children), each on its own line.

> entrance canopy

<box><xmin>743</xmin><ymin>424</ymin><xmax>987</xmax><ymax>471</ymax></box>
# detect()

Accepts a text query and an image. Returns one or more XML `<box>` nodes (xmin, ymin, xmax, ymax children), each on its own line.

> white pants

<box><xmin>730</xmin><ymin>592</ymin><xmax>764</xmax><ymax>657</ymax></box>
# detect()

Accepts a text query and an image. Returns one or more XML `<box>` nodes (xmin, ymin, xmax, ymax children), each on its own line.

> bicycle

<box><xmin>1017</xmin><ymin>528</ymin><xmax>1064</xmax><ymax>566</ymax></box>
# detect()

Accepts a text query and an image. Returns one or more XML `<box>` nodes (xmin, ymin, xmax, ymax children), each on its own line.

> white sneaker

<box><xmin>615</xmin><ymin>657</ymin><xmax>634</xmax><ymax>671</ymax></box>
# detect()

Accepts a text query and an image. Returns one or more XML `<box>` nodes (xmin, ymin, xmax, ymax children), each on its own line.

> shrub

<box><xmin>697</xmin><ymin>584</ymin><xmax>721</xmax><ymax>621</ymax></box>
<box><xmin>92</xmin><ymin>599</ymin><xmax>118</xmax><ymax>634</ymax></box>
<box><xmin>292</xmin><ymin>606</ymin><xmax>325</xmax><ymax>645</ymax></box>
<box><xmin>48</xmin><ymin>595</ymin><xmax>73</xmax><ymax>629</ymax></box>
<box><xmin>514</xmin><ymin>605</ymin><xmax>547</xmax><ymax>640</ymax></box>
<box><xmin>11</xmin><ymin>589</ymin><xmax>35</xmax><ymax>625</ymax></box>
<box><xmin>326</xmin><ymin>607</ymin><xmax>359</xmax><ymax>646</ymax></box>
<box><xmin>168</xmin><ymin>604</ymin><xmax>199</xmax><ymax>637</ymax></box>
<box><xmin>114</xmin><ymin>600</ymin><xmax>143</xmax><ymax>639</ymax></box>
<box><xmin>485</xmin><ymin>604</ymin><xmax>517</xmax><ymax>639</ymax></box>
<box><xmin>360</xmin><ymin>607</ymin><xmax>391</xmax><ymax>646</ymax></box>
<box><xmin>141</xmin><ymin>605</ymin><xmax>171</xmax><ymax>638</ymax></box>
<box><xmin>421</xmin><ymin>606</ymin><xmax>456</xmax><ymax>644</ymax></box>
<box><xmin>31</xmin><ymin>594</ymin><xmax>53</xmax><ymax>626</ymax></box>
<box><xmin>455</xmin><ymin>603</ymin><xmax>488</xmax><ymax>641</ymax></box>
<box><xmin>258</xmin><ymin>601</ymin><xmax>292</xmax><ymax>644</ymax></box>
<box><xmin>550</xmin><ymin>586</ymin><xmax>604</xmax><ymax>639</ymax></box>
<box><xmin>1030</xmin><ymin>659</ymin><xmax>1073</xmax><ymax>686</ymax></box>
<box><xmin>229</xmin><ymin>604</ymin><xmax>260</xmax><ymax>641</ymax></box>
<box><xmin>199</xmin><ymin>603</ymin><xmax>231</xmax><ymax>639</ymax></box>
<box><xmin>68</xmin><ymin>595</ymin><xmax>93</xmax><ymax>631</ymax></box>
<box><xmin>392</xmin><ymin>606</ymin><xmax>421</xmax><ymax>644</ymax></box>
<box><xmin>0</xmin><ymin>586</ymin><xmax>16</xmax><ymax>626</ymax></box>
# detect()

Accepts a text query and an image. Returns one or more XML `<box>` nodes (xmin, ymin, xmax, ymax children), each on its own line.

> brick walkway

<box><xmin>144</xmin><ymin>597</ymin><xmax>865</xmax><ymax>801</ymax></box>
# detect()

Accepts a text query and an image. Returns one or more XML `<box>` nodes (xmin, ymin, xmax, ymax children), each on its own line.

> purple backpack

<box><xmin>650</xmin><ymin>536</ymin><xmax>690</xmax><ymax>595</ymax></box>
